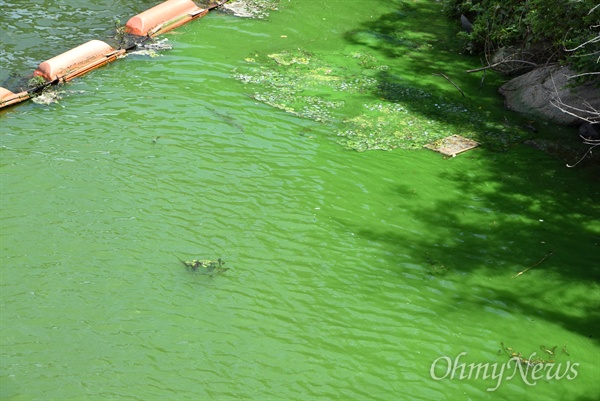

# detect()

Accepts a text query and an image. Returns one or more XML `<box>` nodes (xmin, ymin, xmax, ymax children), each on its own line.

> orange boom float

<box><xmin>0</xmin><ymin>88</ymin><xmax>30</xmax><ymax>108</ymax></box>
<box><xmin>125</xmin><ymin>0</ymin><xmax>209</xmax><ymax>37</ymax></box>
<box><xmin>34</xmin><ymin>40</ymin><xmax>125</xmax><ymax>82</ymax></box>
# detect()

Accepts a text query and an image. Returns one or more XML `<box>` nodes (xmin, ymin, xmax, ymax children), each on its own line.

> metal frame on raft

<box><xmin>0</xmin><ymin>0</ymin><xmax>229</xmax><ymax>110</ymax></box>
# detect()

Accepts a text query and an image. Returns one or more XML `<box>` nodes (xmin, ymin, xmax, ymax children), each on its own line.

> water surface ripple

<box><xmin>1</xmin><ymin>1</ymin><xmax>599</xmax><ymax>400</ymax></box>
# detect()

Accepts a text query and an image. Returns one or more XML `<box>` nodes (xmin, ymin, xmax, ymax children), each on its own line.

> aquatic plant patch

<box><xmin>235</xmin><ymin>50</ymin><xmax>368</xmax><ymax>122</ymax></box>
<box><xmin>234</xmin><ymin>49</ymin><xmax>530</xmax><ymax>151</ymax></box>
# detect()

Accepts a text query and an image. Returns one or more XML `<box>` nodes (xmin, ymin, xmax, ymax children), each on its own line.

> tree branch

<box><xmin>433</xmin><ymin>73</ymin><xmax>466</xmax><ymax>97</ymax></box>
<box><xmin>567</xmin><ymin>143</ymin><xmax>599</xmax><ymax>168</ymax></box>
<box><xmin>564</xmin><ymin>34</ymin><xmax>600</xmax><ymax>52</ymax></box>
<box><xmin>467</xmin><ymin>59</ymin><xmax>539</xmax><ymax>73</ymax></box>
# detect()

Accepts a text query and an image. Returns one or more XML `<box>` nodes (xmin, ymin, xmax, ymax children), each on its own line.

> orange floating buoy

<box><xmin>125</xmin><ymin>0</ymin><xmax>208</xmax><ymax>37</ymax></box>
<box><xmin>0</xmin><ymin>87</ymin><xmax>30</xmax><ymax>109</ymax></box>
<box><xmin>34</xmin><ymin>40</ymin><xmax>125</xmax><ymax>82</ymax></box>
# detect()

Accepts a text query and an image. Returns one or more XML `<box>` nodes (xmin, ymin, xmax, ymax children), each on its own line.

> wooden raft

<box><xmin>424</xmin><ymin>135</ymin><xmax>479</xmax><ymax>157</ymax></box>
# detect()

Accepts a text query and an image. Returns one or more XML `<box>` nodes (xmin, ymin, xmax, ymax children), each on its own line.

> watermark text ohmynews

<box><xmin>430</xmin><ymin>352</ymin><xmax>579</xmax><ymax>391</ymax></box>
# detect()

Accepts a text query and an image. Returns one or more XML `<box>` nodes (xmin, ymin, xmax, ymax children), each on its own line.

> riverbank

<box><xmin>443</xmin><ymin>0</ymin><xmax>599</xmax><ymax>167</ymax></box>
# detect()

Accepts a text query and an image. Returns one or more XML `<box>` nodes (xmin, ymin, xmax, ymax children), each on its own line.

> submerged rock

<box><xmin>490</xmin><ymin>45</ymin><xmax>544</xmax><ymax>76</ymax></box>
<box><xmin>460</xmin><ymin>14</ymin><xmax>472</xmax><ymax>33</ymax></box>
<box><xmin>579</xmin><ymin>122</ymin><xmax>599</xmax><ymax>141</ymax></box>
<box><xmin>499</xmin><ymin>65</ymin><xmax>600</xmax><ymax>125</ymax></box>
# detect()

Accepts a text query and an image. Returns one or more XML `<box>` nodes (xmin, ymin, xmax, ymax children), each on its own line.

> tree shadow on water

<box><xmin>344</xmin><ymin>0</ymin><xmax>479</xmax><ymax>88</ymax></box>
<box><xmin>336</xmin><ymin>1</ymin><xmax>600</xmax><ymax>344</ymax></box>
<box><xmin>346</xmin><ymin>147</ymin><xmax>599</xmax><ymax>344</ymax></box>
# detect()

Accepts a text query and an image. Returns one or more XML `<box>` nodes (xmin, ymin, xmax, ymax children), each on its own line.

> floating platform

<box><xmin>424</xmin><ymin>135</ymin><xmax>479</xmax><ymax>157</ymax></box>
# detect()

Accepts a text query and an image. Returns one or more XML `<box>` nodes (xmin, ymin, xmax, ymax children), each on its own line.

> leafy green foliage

<box><xmin>444</xmin><ymin>0</ymin><xmax>600</xmax><ymax>77</ymax></box>
<box><xmin>27</xmin><ymin>75</ymin><xmax>46</xmax><ymax>88</ymax></box>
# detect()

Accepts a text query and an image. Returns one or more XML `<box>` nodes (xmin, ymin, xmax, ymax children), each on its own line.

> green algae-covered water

<box><xmin>1</xmin><ymin>1</ymin><xmax>599</xmax><ymax>400</ymax></box>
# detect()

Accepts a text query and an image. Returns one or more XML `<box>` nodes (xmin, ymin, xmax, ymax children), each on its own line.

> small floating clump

<box><xmin>182</xmin><ymin>258</ymin><xmax>229</xmax><ymax>275</ymax></box>
<box><xmin>127</xmin><ymin>38</ymin><xmax>173</xmax><ymax>58</ymax></box>
<box><xmin>31</xmin><ymin>89</ymin><xmax>63</xmax><ymax>105</ymax></box>
<box><xmin>499</xmin><ymin>342</ymin><xmax>571</xmax><ymax>366</ymax></box>
<box><xmin>220</xmin><ymin>0</ymin><xmax>281</xmax><ymax>19</ymax></box>
<box><xmin>28</xmin><ymin>76</ymin><xmax>83</xmax><ymax>105</ymax></box>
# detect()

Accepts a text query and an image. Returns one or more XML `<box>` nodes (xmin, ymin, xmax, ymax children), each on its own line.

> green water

<box><xmin>1</xmin><ymin>1</ymin><xmax>599</xmax><ymax>400</ymax></box>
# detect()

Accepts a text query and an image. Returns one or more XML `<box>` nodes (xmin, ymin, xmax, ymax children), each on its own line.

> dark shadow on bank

<box><xmin>342</xmin><ymin>0</ymin><xmax>597</xmax><ymax>162</ymax></box>
<box><xmin>342</xmin><ymin>1</ymin><xmax>536</xmax><ymax>150</ymax></box>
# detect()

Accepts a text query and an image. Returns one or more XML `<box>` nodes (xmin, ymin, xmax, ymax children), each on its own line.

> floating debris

<box><xmin>30</xmin><ymin>88</ymin><xmax>85</xmax><ymax>105</ymax></box>
<box><xmin>267</xmin><ymin>52</ymin><xmax>310</xmax><ymax>66</ymax></box>
<box><xmin>423</xmin><ymin>135</ymin><xmax>479</xmax><ymax>157</ymax></box>
<box><xmin>221</xmin><ymin>0</ymin><xmax>280</xmax><ymax>19</ymax></box>
<box><xmin>31</xmin><ymin>89</ymin><xmax>63</xmax><ymax>105</ymax></box>
<box><xmin>127</xmin><ymin>38</ymin><xmax>172</xmax><ymax>58</ymax></box>
<box><xmin>181</xmin><ymin>258</ymin><xmax>229</xmax><ymax>275</ymax></box>
<box><xmin>540</xmin><ymin>345</ymin><xmax>558</xmax><ymax>356</ymax></box>
<box><xmin>499</xmin><ymin>342</ymin><xmax>571</xmax><ymax>366</ymax></box>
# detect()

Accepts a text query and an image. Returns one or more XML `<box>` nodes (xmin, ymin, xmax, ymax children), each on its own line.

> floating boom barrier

<box><xmin>0</xmin><ymin>0</ymin><xmax>228</xmax><ymax>110</ymax></box>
